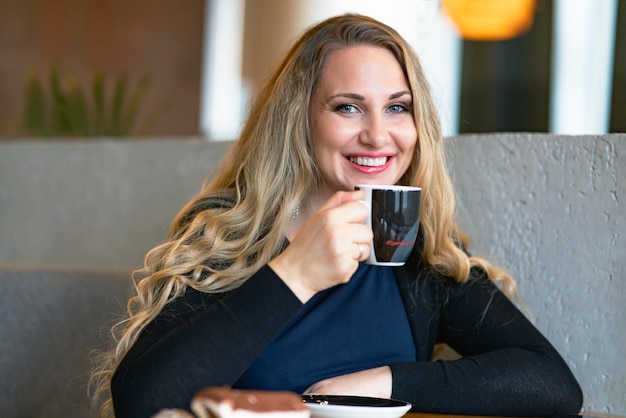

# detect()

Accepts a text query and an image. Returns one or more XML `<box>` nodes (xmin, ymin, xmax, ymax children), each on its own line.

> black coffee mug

<box><xmin>356</xmin><ymin>184</ymin><xmax>421</xmax><ymax>266</ymax></box>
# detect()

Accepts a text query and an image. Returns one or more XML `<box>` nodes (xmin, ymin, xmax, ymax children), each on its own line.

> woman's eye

<box><xmin>335</xmin><ymin>104</ymin><xmax>359</xmax><ymax>113</ymax></box>
<box><xmin>388</xmin><ymin>104</ymin><xmax>410</xmax><ymax>113</ymax></box>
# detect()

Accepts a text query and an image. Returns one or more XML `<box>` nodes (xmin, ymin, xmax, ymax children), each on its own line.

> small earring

<box><xmin>291</xmin><ymin>204</ymin><xmax>301</xmax><ymax>221</ymax></box>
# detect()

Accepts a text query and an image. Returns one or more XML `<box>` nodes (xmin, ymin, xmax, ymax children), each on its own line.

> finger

<box><xmin>355</xmin><ymin>243</ymin><xmax>367</xmax><ymax>261</ymax></box>
<box><xmin>334</xmin><ymin>200</ymin><xmax>369</xmax><ymax>223</ymax></box>
<box><xmin>319</xmin><ymin>190</ymin><xmax>366</xmax><ymax>211</ymax></box>
<box><xmin>359</xmin><ymin>243</ymin><xmax>370</xmax><ymax>261</ymax></box>
<box><xmin>341</xmin><ymin>222</ymin><xmax>373</xmax><ymax>246</ymax></box>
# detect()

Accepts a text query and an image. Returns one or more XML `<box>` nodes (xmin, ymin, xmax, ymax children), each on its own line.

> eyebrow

<box><xmin>390</xmin><ymin>90</ymin><xmax>412</xmax><ymax>100</ymax></box>
<box><xmin>329</xmin><ymin>90</ymin><xmax>412</xmax><ymax>101</ymax></box>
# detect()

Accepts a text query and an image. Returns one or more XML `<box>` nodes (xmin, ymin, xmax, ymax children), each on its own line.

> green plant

<box><xmin>22</xmin><ymin>67</ymin><xmax>163</xmax><ymax>137</ymax></box>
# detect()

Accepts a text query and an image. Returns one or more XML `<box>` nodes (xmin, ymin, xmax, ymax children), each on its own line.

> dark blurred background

<box><xmin>0</xmin><ymin>0</ymin><xmax>623</xmax><ymax>139</ymax></box>
<box><xmin>460</xmin><ymin>0</ymin><xmax>625</xmax><ymax>133</ymax></box>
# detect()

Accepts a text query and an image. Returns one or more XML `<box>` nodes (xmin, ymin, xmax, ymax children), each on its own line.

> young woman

<box><xmin>91</xmin><ymin>14</ymin><xmax>583</xmax><ymax>418</ymax></box>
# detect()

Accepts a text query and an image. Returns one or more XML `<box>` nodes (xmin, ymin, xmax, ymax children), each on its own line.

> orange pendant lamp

<box><xmin>442</xmin><ymin>0</ymin><xmax>537</xmax><ymax>41</ymax></box>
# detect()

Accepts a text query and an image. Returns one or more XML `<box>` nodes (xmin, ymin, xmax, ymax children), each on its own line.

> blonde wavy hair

<box><xmin>90</xmin><ymin>13</ymin><xmax>518</xmax><ymax>417</ymax></box>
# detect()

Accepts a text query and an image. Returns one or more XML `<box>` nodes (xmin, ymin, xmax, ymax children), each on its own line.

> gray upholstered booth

<box><xmin>0</xmin><ymin>265</ymin><xmax>131</xmax><ymax>418</ymax></box>
<box><xmin>0</xmin><ymin>134</ymin><xmax>624</xmax><ymax>417</ymax></box>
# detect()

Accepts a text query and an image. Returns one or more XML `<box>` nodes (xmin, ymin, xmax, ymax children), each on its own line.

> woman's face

<box><xmin>310</xmin><ymin>45</ymin><xmax>417</xmax><ymax>200</ymax></box>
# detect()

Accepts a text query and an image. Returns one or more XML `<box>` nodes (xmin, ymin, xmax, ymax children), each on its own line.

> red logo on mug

<box><xmin>385</xmin><ymin>240</ymin><xmax>415</xmax><ymax>247</ymax></box>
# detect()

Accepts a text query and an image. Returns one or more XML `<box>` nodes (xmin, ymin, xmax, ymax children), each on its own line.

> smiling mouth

<box><xmin>348</xmin><ymin>156</ymin><xmax>389</xmax><ymax>167</ymax></box>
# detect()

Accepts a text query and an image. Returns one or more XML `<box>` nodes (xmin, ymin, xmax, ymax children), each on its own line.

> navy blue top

<box><xmin>233</xmin><ymin>263</ymin><xmax>416</xmax><ymax>393</ymax></box>
<box><xmin>113</xmin><ymin>232</ymin><xmax>583</xmax><ymax>417</ymax></box>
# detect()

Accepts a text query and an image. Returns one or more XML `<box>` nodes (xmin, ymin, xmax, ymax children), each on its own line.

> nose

<box><xmin>359</xmin><ymin>112</ymin><xmax>390</xmax><ymax>148</ymax></box>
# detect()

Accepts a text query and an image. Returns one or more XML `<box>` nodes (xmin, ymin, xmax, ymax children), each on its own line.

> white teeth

<box><xmin>349</xmin><ymin>156</ymin><xmax>388</xmax><ymax>167</ymax></box>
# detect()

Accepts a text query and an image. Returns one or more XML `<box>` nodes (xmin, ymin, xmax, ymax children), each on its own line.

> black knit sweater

<box><xmin>112</xmin><ymin>245</ymin><xmax>583</xmax><ymax>418</ymax></box>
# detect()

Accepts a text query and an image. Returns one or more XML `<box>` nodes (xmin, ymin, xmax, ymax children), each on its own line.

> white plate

<box><xmin>302</xmin><ymin>395</ymin><xmax>412</xmax><ymax>418</ymax></box>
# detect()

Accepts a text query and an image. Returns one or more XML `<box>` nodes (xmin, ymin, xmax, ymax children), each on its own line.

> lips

<box><xmin>346</xmin><ymin>154</ymin><xmax>394</xmax><ymax>174</ymax></box>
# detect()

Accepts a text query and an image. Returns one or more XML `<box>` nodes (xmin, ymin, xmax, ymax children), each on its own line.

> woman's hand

<box><xmin>303</xmin><ymin>366</ymin><xmax>392</xmax><ymax>399</ymax></box>
<box><xmin>269</xmin><ymin>190</ymin><xmax>372</xmax><ymax>303</ymax></box>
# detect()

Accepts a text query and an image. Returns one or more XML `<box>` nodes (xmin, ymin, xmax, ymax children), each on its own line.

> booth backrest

<box><xmin>448</xmin><ymin>134</ymin><xmax>625</xmax><ymax>415</ymax></box>
<box><xmin>0</xmin><ymin>133</ymin><xmax>624</xmax><ymax>415</ymax></box>
<box><xmin>0</xmin><ymin>138</ymin><xmax>233</xmax><ymax>271</ymax></box>
<box><xmin>0</xmin><ymin>264</ymin><xmax>131</xmax><ymax>418</ymax></box>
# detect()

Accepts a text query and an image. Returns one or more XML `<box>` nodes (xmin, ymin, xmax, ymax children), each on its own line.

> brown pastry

<box><xmin>191</xmin><ymin>387</ymin><xmax>310</xmax><ymax>418</ymax></box>
<box><xmin>152</xmin><ymin>408</ymin><xmax>197</xmax><ymax>418</ymax></box>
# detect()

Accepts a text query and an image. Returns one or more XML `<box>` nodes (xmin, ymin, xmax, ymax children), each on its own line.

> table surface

<box><xmin>405</xmin><ymin>413</ymin><xmax>623</xmax><ymax>418</ymax></box>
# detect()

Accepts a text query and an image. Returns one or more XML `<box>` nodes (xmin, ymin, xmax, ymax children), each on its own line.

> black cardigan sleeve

<box><xmin>389</xmin><ymin>269</ymin><xmax>583</xmax><ymax>416</ymax></box>
<box><xmin>111</xmin><ymin>265</ymin><xmax>303</xmax><ymax>418</ymax></box>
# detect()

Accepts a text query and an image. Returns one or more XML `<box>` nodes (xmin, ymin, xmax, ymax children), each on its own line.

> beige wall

<box><xmin>242</xmin><ymin>0</ymin><xmax>303</xmax><ymax>94</ymax></box>
<box><xmin>0</xmin><ymin>0</ymin><xmax>204</xmax><ymax>137</ymax></box>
